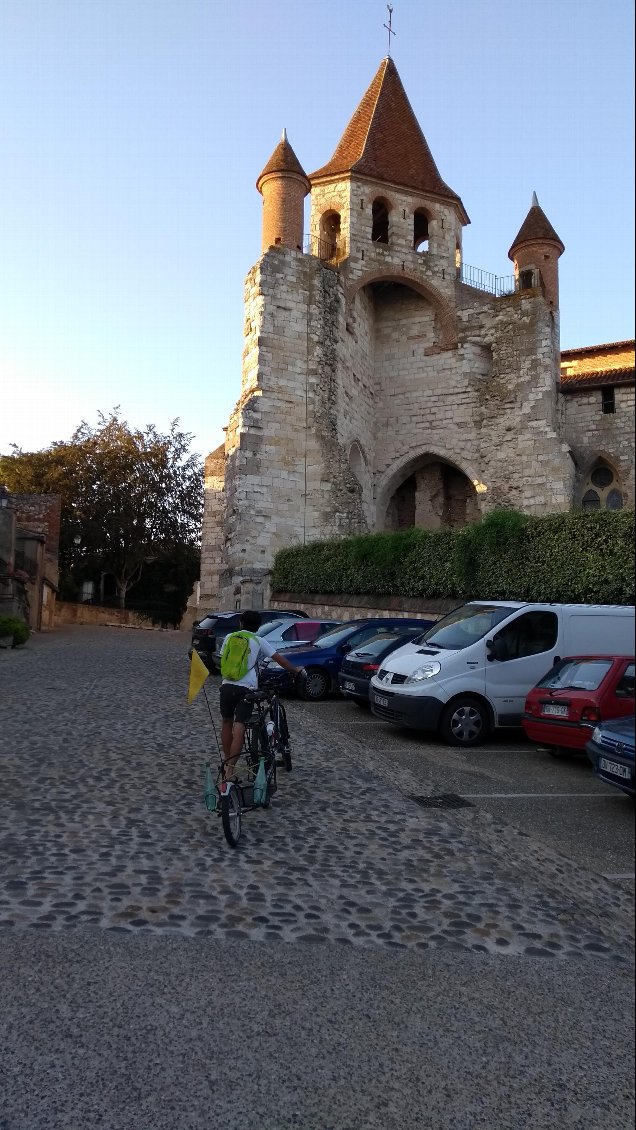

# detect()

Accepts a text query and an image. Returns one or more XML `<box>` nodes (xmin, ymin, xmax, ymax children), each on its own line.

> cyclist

<box><xmin>219</xmin><ymin>609</ymin><xmax>304</xmax><ymax>782</ymax></box>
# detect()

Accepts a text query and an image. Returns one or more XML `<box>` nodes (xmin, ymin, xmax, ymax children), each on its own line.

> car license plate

<box><xmin>374</xmin><ymin>695</ymin><xmax>389</xmax><ymax>708</ymax></box>
<box><xmin>343</xmin><ymin>681</ymin><xmax>356</xmax><ymax>691</ymax></box>
<box><xmin>600</xmin><ymin>758</ymin><xmax>631</xmax><ymax>780</ymax></box>
<box><xmin>541</xmin><ymin>704</ymin><xmax>569</xmax><ymax>717</ymax></box>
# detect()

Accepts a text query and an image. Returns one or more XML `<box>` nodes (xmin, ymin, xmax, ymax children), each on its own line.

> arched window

<box><xmin>580</xmin><ymin>461</ymin><xmax>624</xmax><ymax>511</ymax></box>
<box><xmin>319</xmin><ymin>210</ymin><xmax>341</xmax><ymax>260</ymax></box>
<box><xmin>371</xmin><ymin>198</ymin><xmax>390</xmax><ymax>244</ymax></box>
<box><xmin>414</xmin><ymin>209</ymin><xmax>429</xmax><ymax>253</ymax></box>
<box><xmin>455</xmin><ymin>242</ymin><xmax>462</xmax><ymax>277</ymax></box>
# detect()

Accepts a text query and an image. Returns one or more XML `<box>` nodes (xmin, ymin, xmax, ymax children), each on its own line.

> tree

<box><xmin>0</xmin><ymin>411</ymin><xmax>203</xmax><ymax>608</ymax></box>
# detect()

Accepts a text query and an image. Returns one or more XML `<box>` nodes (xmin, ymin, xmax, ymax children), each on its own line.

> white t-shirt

<box><xmin>221</xmin><ymin>634</ymin><xmax>279</xmax><ymax>689</ymax></box>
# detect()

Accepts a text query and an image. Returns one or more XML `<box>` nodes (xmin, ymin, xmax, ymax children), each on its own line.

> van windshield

<box><xmin>418</xmin><ymin>604</ymin><xmax>516</xmax><ymax>651</ymax></box>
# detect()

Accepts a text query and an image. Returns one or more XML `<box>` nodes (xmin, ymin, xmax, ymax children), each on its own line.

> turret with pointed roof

<box><xmin>508</xmin><ymin>192</ymin><xmax>564</xmax><ymax>310</ymax></box>
<box><xmin>257</xmin><ymin>130</ymin><xmax>310</xmax><ymax>254</ymax></box>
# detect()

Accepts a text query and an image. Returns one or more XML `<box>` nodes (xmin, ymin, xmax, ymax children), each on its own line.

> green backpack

<box><xmin>220</xmin><ymin>630</ymin><xmax>259</xmax><ymax>681</ymax></box>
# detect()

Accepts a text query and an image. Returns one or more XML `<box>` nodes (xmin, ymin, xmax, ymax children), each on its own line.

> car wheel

<box><xmin>303</xmin><ymin>668</ymin><xmax>330</xmax><ymax>701</ymax></box>
<box><xmin>440</xmin><ymin>697</ymin><xmax>490</xmax><ymax>747</ymax></box>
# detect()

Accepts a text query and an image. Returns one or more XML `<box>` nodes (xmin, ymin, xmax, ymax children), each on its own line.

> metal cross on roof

<box><xmin>384</xmin><ymin>4</ymin><xmax>396</xmax><ymax>56</ymax></box>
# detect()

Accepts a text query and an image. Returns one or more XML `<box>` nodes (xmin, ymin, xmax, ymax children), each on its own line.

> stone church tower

<box><xmin>200</xmin><ymin>58</ymin><xmax>579</xmax><ymax>609</ymax></box>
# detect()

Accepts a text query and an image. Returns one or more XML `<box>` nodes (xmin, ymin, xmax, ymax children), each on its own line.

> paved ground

<box><xmin>0</xmin><ymin>627</ymin><xmax>634</xmax><ymax>1130</ymax></box>
<box><xmin>295</xmin><ymin>697</ymin><xmax>636</xmax><ymax>886</ymax></box>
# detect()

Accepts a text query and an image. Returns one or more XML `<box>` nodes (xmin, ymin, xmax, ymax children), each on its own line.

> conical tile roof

<box><xmin>508</xmin><ymin>193</ymin><xmax>564</xmax><ymax>258</ymax></box>
<box><xmin>309</xmin><ymin>58</ymin><xmax>467</xmax><ymax>220</ymax></box>
<box><xmin>256</xmin><ymin>130</ymin><xmax>309</xmax><ymax>193</ymax></box>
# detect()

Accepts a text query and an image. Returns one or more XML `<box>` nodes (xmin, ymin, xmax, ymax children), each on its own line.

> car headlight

<box><xmin>591</xmin><ymin>726</ymin><xmax>602</xmax><ymax>744</ymax></box>
<box><xmin>405</xmin><ymin>662</ymin><xmax>441</xmax><ymax>683</ymax></box>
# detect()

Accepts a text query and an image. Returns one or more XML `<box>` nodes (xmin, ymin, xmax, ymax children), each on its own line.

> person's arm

<box><xmin>271</xmin><ymin>651</ymin><xmax>305</xmax><ymax>678</ymax></box>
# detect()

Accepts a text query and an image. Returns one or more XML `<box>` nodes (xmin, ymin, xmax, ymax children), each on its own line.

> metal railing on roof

<box><xmin>304</xmin><ymin>234</ymin><xmax>347</xmax><ymax>263</ymax></box>
<box><xmin>460</xmin><ymin>264</ymin><xmax>543</xmax><ymax>297</ymax></box>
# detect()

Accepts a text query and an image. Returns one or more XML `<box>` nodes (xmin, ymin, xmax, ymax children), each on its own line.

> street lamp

<box><xmin>0</xmin><ymin>485</ymin><xmax>12</xmax><ymax>509</ymax></box>
<box><xmin>73</xmin><ymin>534</ymin><xmax>81</xmax><ymax>547</ymax></box>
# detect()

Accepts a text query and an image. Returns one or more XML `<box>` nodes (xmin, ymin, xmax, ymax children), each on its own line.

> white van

<box><xmin>369</xmin><ymin>602</ymin><xmax>635</xmax><ymax>747</ymax></box>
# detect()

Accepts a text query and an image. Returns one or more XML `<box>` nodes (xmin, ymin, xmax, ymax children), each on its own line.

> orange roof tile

<box><xmin>508</xmin><ymin>193</ymin><xmax>564</xmax><ymax>259</ymax></box>
<box><xmin>560</xmin><ymin>340</ymin><xmax>634</xmax><ymax>391</ymax></box>
<box><xmin>309</xmin><ymin>58</ymin><xmax>468</xmax><ymax>220</ymax></box>
<box><xmin>256</xmin><ymin>131</ymin><xmax>309</xmax><ymax>193</ymax></box>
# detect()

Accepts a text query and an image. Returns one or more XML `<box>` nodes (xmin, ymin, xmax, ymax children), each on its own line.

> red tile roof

<box><xmin>508</xmin><ymin>195</ymin><xmax>564</xmax><ymax>259</ymax></box>
<box><xmin>257</xmin><ymin>132</ymin><xmax>309</xmax><ymax>192</ymax></box>
<box><xmin>560</xmin><ymin>340</ymin><xmax>634</xmax><ymax>391</ymax></box>
<box><xmin>309</xmin><ymin>58</ymin><xmax>468</xmax><ymax>221</ymax></box>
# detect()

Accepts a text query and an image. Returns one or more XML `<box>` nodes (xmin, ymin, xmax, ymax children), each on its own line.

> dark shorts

<box><xmin>220</xmin><ymin>683</ymin><xmax>254</xmax><ymax>725</ymax></box>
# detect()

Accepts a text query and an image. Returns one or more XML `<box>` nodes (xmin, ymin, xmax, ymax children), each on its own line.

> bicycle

<box><xmin>203</xmin><ymin>681</ymin><xmax>294</xmax><ymax>848</ymax></box>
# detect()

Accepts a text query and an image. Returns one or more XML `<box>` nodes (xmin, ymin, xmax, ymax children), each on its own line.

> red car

<box><xmin>523</xmin><ymin>655</ymin><xmax>635</xmax><ymax>755</ymax></box>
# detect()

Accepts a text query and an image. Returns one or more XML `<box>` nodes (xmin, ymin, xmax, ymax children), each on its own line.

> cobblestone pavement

<box><xmin>0</xmin><ymin>627</ymin><xmax>633</xmax><ymax>964</ymax></box>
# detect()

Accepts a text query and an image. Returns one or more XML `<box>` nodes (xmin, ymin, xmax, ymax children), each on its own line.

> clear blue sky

<box><xmin>1</xmin><ymin>0</ymin><xmax>634</xmax><ymax>460</ymax></box>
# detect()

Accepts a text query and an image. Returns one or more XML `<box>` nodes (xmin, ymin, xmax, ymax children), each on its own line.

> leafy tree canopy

<box><xmin>0</xmin><ymin>410</ymin><xmax>203</xmax><ymax>607</ymax></box>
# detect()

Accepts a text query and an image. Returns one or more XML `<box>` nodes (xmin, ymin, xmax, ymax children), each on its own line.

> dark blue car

<box><xmin>260</xmin><ymin>618</ymin><xmax>435</xmax><ymax>701</ymax></box>
<box><xmin>586</xmin><ymin>715</ymin><xmax>635</xmax><ymax>797</ymax></box>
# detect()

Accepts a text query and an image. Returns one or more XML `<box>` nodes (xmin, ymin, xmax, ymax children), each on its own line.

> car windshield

<box><xmin>537</xmin><ymin>659</ymin><xmax>613</xmax><ymax>692</ymax></box>
<box><xmin>418</xmin><ymin>604</ymin><xmax>516</xmax><ymax>650</ymax></box>
<box><xmin>350</xmin><ymin>631</ymin><xmax>417</xmax><ymax>658</ymax></box>
<box><xmin>311</xmin><ymin>623</ymin><xmax>368</xmax><ymax>649</ymax></box>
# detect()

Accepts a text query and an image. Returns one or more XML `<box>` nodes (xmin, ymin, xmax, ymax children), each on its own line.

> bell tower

<box><xmin>256</xmin><ymin>130</ymin><xmax>310</xmax><ymax>254</ymax></box>
<box><xmin>307</xmin><ymin>57</ymin><xmax>469</xmax><ymax>284</ymax></box>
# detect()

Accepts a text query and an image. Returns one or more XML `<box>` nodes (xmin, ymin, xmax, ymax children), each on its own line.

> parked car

<box><xmin>260</xmin><ymin>618</ymin><xmax>435</xmax><ymax>701</ymax></box>
<box><xmin>370</xmin><ymin>601</ymin><xmax>635</xmax><ymax>747</ymax></box>
<box><xmin>338</xmin><ymin>626</ymin><xmax>434</xmax><ymax>706</ymax></box>
<box><xmin>190</xmin><ymin>608</ymin><xmax>308</xmax><ymax>669</ymax></box>
<box><xmin>523</xmin><ymin>656</ymin><xmax>635</xmax><ymax>756</ymax></box>
<box><xmin>586</xmin><ymin>715</ymin><xmax>635</xmax><ymax>797</ymax></box>
<box><xmin>211</xmin><ymin>617</ymin><xmax>341</xmax><ymax>671</ymax></box>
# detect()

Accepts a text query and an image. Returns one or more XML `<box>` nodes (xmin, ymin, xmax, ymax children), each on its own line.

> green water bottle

<box><xmin>253</xmin><ymin>755</ymin><xmax>267</xmax><ymax>805</ymax></box>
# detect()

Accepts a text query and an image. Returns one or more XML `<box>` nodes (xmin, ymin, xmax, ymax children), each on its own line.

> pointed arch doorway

<box><xmin>383</xmin><ymin>456</ymin><xmax>481</xmax><ymax>530</ymax></box>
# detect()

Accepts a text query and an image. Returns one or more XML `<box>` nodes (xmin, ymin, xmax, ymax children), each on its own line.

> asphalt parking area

<box><xmin>284</xmin><ymin>693</ymin><xmax>635</xmax><ymax>887</ymax></box>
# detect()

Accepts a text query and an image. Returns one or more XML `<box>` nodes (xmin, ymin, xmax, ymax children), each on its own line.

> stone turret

<box><xmin>256</xmin><ymin>130</ymin><xmax>310</xmax><ymax>254</ymax></box>
<box><xmin>508</xmin><ymin>192</ymin><xmax>565</xmax><ymax>311</ymax></box>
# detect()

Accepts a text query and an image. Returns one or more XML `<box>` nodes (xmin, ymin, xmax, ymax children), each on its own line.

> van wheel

<box><xmin>440</xmin><ymin>697</ymin><xmax>490</xmax><ymax>747</ymax></box>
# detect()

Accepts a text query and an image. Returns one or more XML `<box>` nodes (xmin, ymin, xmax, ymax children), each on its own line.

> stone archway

<box><xmin>381</xmin><ymin>453</ymin><xmax>482</xmax><ymax>531</ymax></box>
<box><xmin>346</xmin><ymin>269</ymin><xmax>458</xmax><ymax>348</ymax></box>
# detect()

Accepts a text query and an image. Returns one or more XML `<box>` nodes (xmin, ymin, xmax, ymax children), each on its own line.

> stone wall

<box><xmin>271</xmin><ymin>591</ymin><xmax>450</xmax><ymax>622</ymax></box>
<box><xmin>55</xmin><ymin>602</ymin><xmax>163</xmax><ymax>629</ymax></box>
<box><xmin>563</xmin><ymin>385</ymin><xmax>635</xmax><ymax>507</ymax></box>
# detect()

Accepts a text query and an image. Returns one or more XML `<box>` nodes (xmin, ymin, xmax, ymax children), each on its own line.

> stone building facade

<box><xmin>200</xmin><ymin>58</ymin><xmax>635</xmax><ymax>610</ymax></box>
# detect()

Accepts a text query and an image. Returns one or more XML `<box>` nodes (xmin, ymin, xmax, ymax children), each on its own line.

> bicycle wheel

<box><xmin>263</xmin><ymin>757</ymin><xmax>277</xmax><ymax>807</ymax></box>
<box><xmin>221</xmin><ymin>786</ymin><xmax>242</xmax><ymax>847</ymax></box>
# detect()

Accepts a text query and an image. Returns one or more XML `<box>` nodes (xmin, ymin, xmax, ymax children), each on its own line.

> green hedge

<box><xmin>271</xmin><ymin>510</ymin><xmax>635</xmax><ymax>605</ymax></box>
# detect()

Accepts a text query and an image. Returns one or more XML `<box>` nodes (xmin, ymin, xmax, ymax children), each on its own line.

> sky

<box><xmin>1</xmin><ymin>0</ymin><xmax>634</xmax><ymax>461</ymax></box>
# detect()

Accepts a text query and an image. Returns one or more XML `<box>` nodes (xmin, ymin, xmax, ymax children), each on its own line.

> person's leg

<box><xmin>221</xmin><ymin>719</ymin><xmax>233</xmax><ymax>757</ymax></box>
<box><xmin>224</xmin><ymin>720</ymin><xmax>245</xmax><ymax>778</ymax></box>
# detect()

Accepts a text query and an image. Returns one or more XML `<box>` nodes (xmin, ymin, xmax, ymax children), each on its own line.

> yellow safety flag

<box><xmin>187</xmin><ymin>649</ymin><xmax>210</xmax><ymax>704</ymax></box>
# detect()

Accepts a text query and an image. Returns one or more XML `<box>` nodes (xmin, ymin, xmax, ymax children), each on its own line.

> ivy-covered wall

<box><xmin>271</xmin><ymin>511</ymin><xmax>635</xmax><ymax>606</ymax></box>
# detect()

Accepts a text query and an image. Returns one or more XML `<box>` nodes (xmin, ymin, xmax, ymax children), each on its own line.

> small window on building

<box><xmin>371</xmin><ymin>198</ymin><xmax>390</xmax><ymax>244</ymax></box>
<box><xmin>601</xmin><ymin>388</ymin><xmax>615</xmax><ymax>414</ymax></box>
<box><xmin>414</xmin><ymin>209</ymin><xmax>429</xmax><ymax>253</ymax></box>
<box><xmin>519</xmin><ymin>269</ymin><xmax>535</xmax><ymax>290</ymax></box>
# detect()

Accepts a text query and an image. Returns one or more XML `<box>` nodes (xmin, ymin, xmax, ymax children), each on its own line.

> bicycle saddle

<box><xmin>244</xmin><ymin>689</ymin><xmax>268</xmax><ymax>703</ymax></box>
